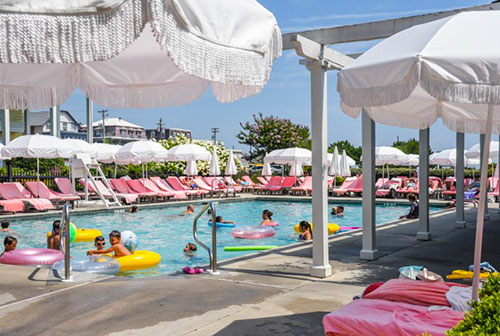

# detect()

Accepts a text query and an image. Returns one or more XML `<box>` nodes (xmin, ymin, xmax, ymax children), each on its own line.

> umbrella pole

<box><xmin>142</xmin><ymin>163</ymin><xmax>145</xmax><ymax>192</ymax></box>
<box><xmin>37</xmin><ymin>158</ymin><xmax>40</xmax><ymax>198</ymax></box>
<box><xmin>387</xmin><ymin>163</ymin><xmax>390</xmax><ymax>180</ymax></box>
<box><xmin>114</xmin><ymin>163</ymin><xmax>117</xmax><ymax>179</ymax></box>
<box><xmin>472</xmin><ymin>104</ymin><xmax>494</xmax><ymax>301</ymax></box>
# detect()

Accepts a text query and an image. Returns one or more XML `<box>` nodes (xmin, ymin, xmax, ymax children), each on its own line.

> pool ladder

<box><xmin>193</xmin><ymin>201</ymin><xmax>219</xmax><ymax>274</ymax></box>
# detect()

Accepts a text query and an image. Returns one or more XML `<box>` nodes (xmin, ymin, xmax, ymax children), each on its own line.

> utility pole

<box><xmin>97</xmin><ymin>109</ymin><xmax>108</xmax><ymax>142</ymax></box>
<box><xmin>211</xmin><ymin>127</ymin><xmax>219</xmax><ymax>145</ymax></box>
<box><xmin>157</xmin><ymin>118</ymin><xmax>164</xmax><ymax>140</ymax></box>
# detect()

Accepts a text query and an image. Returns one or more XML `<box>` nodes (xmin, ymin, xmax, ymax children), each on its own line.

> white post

<box><xmin>360</xmin><ymin>110</ymin><xmax>378</xmax><ymax>260</ymax></box>
<box><xmin>1</xmin><ymin>109</ymin><xmax>10</xmax><ymax>145</ymax></box>
<box><xmin>456</xmin><ymin>133</ymin><xmax>465</xmax><ymax>228</ymax></box>
<box><xmin>86</xmin><ymin>98</ymin><xmax>93</xmax><ymax>144</ymax></box>
<box><xmin>49</xmin><ymin>106</ymin><xmax>58</xmax><ymax>136</ymax></box>
<box><xmin>24</xmin><ymin>109</ymin><xmax>31</xmax><ymax>135</ymax></box>
<box><xmin>472</xmin><ymin>104</ymin><xmax>494</xmax><ymax>301</ymax></box>
<box><xmin>479</xmin><ymin>134</ymin><xmax>489</xmax><ymax>220</ymax></box>
<box><xmin>307</xmin><ymin>59</ymin><xmax>332</xmax><ymax>278</ymax></box>
<box><xmin>56</xmin><ymin>106</ymin><xmax>61</xmax><ymax>138</ymax></box>
<box><xmin>417</xmin><ymin>128</ymin><xmax>431</xmax><ymax>240</ymax></box>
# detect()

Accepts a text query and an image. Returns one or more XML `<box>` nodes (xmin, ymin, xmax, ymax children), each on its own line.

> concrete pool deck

<box><xmin>1</xmin><ymin>203</ymin><xmax>499</xmax><ymax>335</ymax></box>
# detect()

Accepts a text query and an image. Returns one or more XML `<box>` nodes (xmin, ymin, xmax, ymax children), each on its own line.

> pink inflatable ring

<box><xmin>0</xmin><ymin>248</ymin><xmax>63</xmax><ymax>266</ymax></box>
<box><xmin>231</xmin><ymin>226</ymin><xmax>276</xmax><ymax>239</ymax></box>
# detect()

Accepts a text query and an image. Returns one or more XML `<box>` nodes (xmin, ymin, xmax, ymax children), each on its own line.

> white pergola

<box><xmin>284</xmin><ymin>1</ymin><xmax>500</xmax><ymax>277</ymax></box>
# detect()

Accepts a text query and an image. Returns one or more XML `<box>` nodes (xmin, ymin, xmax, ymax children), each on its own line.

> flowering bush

<box><xmin>237</xmin><ymin>112</ymin><xmax>310</xmax><ymax>162</ymax></box>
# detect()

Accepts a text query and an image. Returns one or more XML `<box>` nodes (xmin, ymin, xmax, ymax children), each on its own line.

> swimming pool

<box><xmin>3</xmin><ymin>200</ymin><xmax>442</xmax><ymax>277</ymax></box>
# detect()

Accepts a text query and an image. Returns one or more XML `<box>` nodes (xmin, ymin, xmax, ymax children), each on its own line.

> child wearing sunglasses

<box><xmin>94</xmin><ymin>236</ymin><xmax>106</xmax><ymax>250</ymax></box>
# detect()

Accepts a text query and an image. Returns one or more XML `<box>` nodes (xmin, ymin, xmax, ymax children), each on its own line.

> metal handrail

<box><xmin>192</xmin><ymin>201</ymin><xmax>218</xmax><ymax>273</ymax></box>
<box><xmin>59</xmin><ymin>201</ymin><xmax>71</xmax><ymax>281</ymax></box>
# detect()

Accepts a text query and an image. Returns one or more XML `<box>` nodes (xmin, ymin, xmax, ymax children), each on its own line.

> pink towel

<box><xmin>323</xmin><ymin>299</ymin><xmax>463</xmax><ymax>336</ymax></box>
<box><xmin>0</xmin><ymin>200</ymin><xmax>25</xmax><ymax>212</ymax></box>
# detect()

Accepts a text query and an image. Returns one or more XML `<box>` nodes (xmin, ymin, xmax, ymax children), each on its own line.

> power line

<box><xmin>211</xmin><ymin>127</ymin><xmax>219</xmax><ymax>145</ymax></box>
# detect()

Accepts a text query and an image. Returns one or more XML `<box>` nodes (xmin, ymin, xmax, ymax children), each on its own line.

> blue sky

<box><xmin>55</xmin><ymin>0</ymin><xmax>491</xmax><ymax>153</ymax></box>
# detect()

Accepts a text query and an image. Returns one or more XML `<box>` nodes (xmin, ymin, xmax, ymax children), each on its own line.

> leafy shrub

<box><xmin>447</xmin><ymin>274</ymin><xmax>500</xmax><ymax>335</ymax></box>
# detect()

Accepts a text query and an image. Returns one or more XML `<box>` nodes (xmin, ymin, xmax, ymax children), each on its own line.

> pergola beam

<box><xmin>283</xmin><ymin>2</ymin><xmax>500</xmax><ymax>50</ymax></box>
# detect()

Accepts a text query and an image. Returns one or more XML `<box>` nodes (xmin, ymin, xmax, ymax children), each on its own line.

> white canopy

<box><xmin>430</xmin><ymin>149</ymin><xmax>460</xmax><ymax>167</ymax></box>
<box><xmin>340</xmin><ymin>150</ymin><xmax>351</xmax><ymax>177</ymax></box>
<box><xmin>328</xmin><ymin>147</ymin><xmax>341</xmax><ymax>176</ymax></box>
<box><xmin>262</xmin><ymin>162</ymin><xmax>272</xmax><ymax>177</ymax></box>
<box><xmin>1</xmin><ymin>134</ymin><xmax>73</xmax><ymax>159</ymax></box>
<box><xmin>115</xmin><ymin>140</ymin><xmax>168</xmax><ymax>164</ymax></box>
<box><xmin>374</xmin><ymin>146</ymin><xmax>407</xmax><ymax>166</ymax></box>
<box><xmin>185</xmin><ymin>160</ymin><xmax>198</xmax><ymax>176</ymax></box>
<box><xmin>338</xmin><ymin>11</ymin><xmax>500</xmax><ymax>134</ymax></box>
<box><xmin>0</xmin><ymin>0</ymin><xmax>281</xmax><ymax>109</ymax></box>
<box><xmin>209</xmin><ymin>147</ymin><xmax>220</xmax><ymax>176</ymax></box>
<box><xmin>289</xmin><ymin>162</ymin><xmax>303</xmax><ymax>177</ymax></box>
<box><xmin>465</xmin><ymin>142</ymin><xmax>499</xmax><ymax>162</ymax></box>
<box><xmin>264</xmin><ymin>147</ymin><xmax>312</xmax><ymax>165</ymax></box>
<box><xmin>165</xmin><ymin>144</ymin><xmax>211</xmax><ymax>162</ymax></box>
<box><xmin>91</xmin><ymin>143</ymin><xmax>121</xmax><ymax>164</ymax></box>
<box><xmin>225</xmin><ymin>150</ymin><xmax>238</xmax><ymax>176</ymax></box>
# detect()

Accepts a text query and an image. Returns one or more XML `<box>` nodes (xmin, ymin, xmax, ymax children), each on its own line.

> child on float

<box><xmin>297</xmin><ymin>221</ymin><xmax>312</xmax><ymax>241</ymax></box>
<box><xmin>47</xmin><ymin>220</ymin><xmax>61</xmax><ymax>250</ymax></box>
<box><xmin>87</xmin><ymin>230</ymin><xmax>131</xmax><ymax>257</ymax></box>
<box><xmin>1</xmin><ymin>220</ymin><xmax>13</xmax><ymax>232</ymax></box>
<box><xmin>259</xmin><ymin>210</ymin><xmax>275</xmax><ymax>226</ymax></box>
<box><xmin>215</xmin><ymin>216</ymin><xmax>235</xmax><ymax>225</ymax></box>
<box><xmin>1</xmin><ymin>236</ymin><xmax>17</xmax><ymax>257</ymax></box>
<box><xmin>94</xmin><ymin>236</ymin><xmax>106</xmax><ymax>251</ymax></box>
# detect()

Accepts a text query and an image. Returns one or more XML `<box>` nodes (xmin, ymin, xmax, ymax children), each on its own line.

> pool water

<box><xmin>4</xmin><ymin>200</ymin><xmax>442</xmax><ymax>277</ymax></box>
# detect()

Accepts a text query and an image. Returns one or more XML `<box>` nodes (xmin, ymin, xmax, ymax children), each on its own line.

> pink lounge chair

<box><xmin>292</xmin><ymin>176</ymin><xmax>312</xmax><ymax>195</ymax></box>
<box><xmin>80</xmin><ymin>179</ymin><xmax>138</xmax><ymax>204</ymax></box>
<box><xmin>277</xmin><ymin>176</ymin><xmax>297</xmax><ymax>194</ymax></box>
<box><xmin>260</xmin><ymin>176</ymin><xmax>283</xmax><ymax>194</ymax></box>
<box><xmin>346</xmin><ymin>176</ymin><xmax>363</xmax><ymax>195</ymax></box>
<box><xmin>126</xmin><ymin>179</ymin><xmax>172</xmax><ymax>200</ymax></box>
<box><xmin>0</xmin><ymin>182</ymin><xmax>54</xmax><ymax>211</ymax></box>
<box><xmin>111</xmin><ymin>179</ymin><xmax>157</xmax><ymax>202</ymax></box>
<box><xmin>193</xmin><ymin>177</ymin><xmax>229</xmax><ymax>197</ymax></box>
<box><xmin>166</xmin><ymin>176</ymin><xmax>207</xmax><ymax>197</ymax></box>
<box><xmin>25</xmin><ymin>181</ymin><xmax>80</xmax><ymax>207</ymax></box>
<box><xmin>0</xmin><ymin>199</ymin><xmax>25</xmax><ymax>213</ymax></box>
<box><xmin>375</xmin><ymin>178</ymin><xmax>403</xmax><ymax>198</ymax></box>
<box><xmin>223</xmin><ymin>176</ymin><xmax>243</xmax><ymax>192</ymax></box>
<box><xmin>54</xmin><ymin>178</ymin><xmax>86</xmax><ymax>197</ymax></box>
<box><xmin>333</xmin><ymin>177</ymin><xmax>359</xmax><ymax>196</ymax></box>
<box><xmin>488</xmin><ymin>179</ymin><xmax>499</xmax><ymax>201</ymax></box>
<box><xmin>138</xmin><ymin>178</ymin><xmax>186</xmax><ymax>200</ymax></box>
<box><xmin>257</xmin><ymin>176</ymin><xmax>268</xmax><ymax>185</ymax></box>
<box><xmin>149</xmin><ymin>177</ymin><xmax>189</xmax><ymax>199</ymax></box>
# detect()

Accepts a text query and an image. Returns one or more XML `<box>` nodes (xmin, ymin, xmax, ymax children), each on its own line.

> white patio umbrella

<box><xmin>337</xmin><ymin>11</ymin><xmax>500</xmax><ymax>300</ymax></box>
<box><xmin>340</xmin><ymin>150</ymin><xmax>351</xmax><ymax>177</ymax></box>
<box><xmin>1</xmin><ymin>134</ymin><xmax>73</xmax><ymax>197</ymax></box>
<box><xmin>225</xmin><ymin>150</ymin><xmax>238</xmax><ymax>176</ymax></box>
<box><xmin>63</xmin><ymin>139</ymin><xmax>97</xmax><ymax>158</ymax></box>
<box><xmin>165</xmin><ymin>144</ymin><xmax>211</xmax><ymax>176</ymax></box>
<box><xmin>209</xmin><ymin>147</ymin><xmax>221</xmax><ymax>176</ymax></box>
<box><xmin>328</xmin><ymin>147</ymin><xmax>341</xmax><ymax>176</ymax></box>
<box><xmin>262</xmin><ymin>162</ymin><xmax>272</xmax><ymax>177</ymax></box>
<box><xmin>430</xmin><ymin>149</ymin><xmax>459</xmax><ymax>167</ymax></box>
<box><xmin>264</xmin><ymin>147</ymin><xmax>312</xmax><ymax>165</ymax></box>
<box><xmin>465</xmin><ymin>142</ymin><xmax>499</xmax><ymax>162</ymax></box>
<box><xmin>373</xmin><ymin>146</ymin><xmax>407</xmax><ymax>180</ymax></box>
<box><xmin>400</xmin><ymin>154</ymin><xmax>419</xmax><ymax>177</ymax></box>
<box><xmin>0</xmin><ymin>1</ymin><xmax>281</xmax><ymax>109</ymax></box>
<box><xmin>91</xmin><ymin>143</ymin><xmax>122</xmax><ymax>164</ymax></box>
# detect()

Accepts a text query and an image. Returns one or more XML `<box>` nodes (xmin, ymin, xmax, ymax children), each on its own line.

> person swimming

<box><xmin>297</xmin><ymin>221</ymin><xmax>312</xmax><ymax>241</ymax></box>
<box><xmin>183</xmin><ymin>242</ymin><xmax>197</xmax><ymax>257</ymax></box>
<box><xmin>215</xmin><ymin>216</ymin><xmax>235</xmax><ymax>225</ymax></box>
<box><xmin>0</xmin><ymin>220</ymin><xmax>13</xmax><ymax>232</ymax></box>
<box><xmin>259</xmin><ymin>210</ymin><xmax>275</xmax><ymax>226</ymax></box>
<box><xmin>182</xmin><ymin>205</ymin><xmax>195</xmax><ymax>215</ymax></box>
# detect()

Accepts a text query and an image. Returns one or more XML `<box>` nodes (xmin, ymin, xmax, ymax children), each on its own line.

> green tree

<box><xmin>237</xmin><ymin>112</ymin><xmax>310</xmax><ymax>162</ymax></box>
<box><xmin>392</xmin><ymin>138</ymin><xmax>419</xmax><ymax>154</ymax></box>
<box><xmin>328</xmin><ymin>140</ymin><xmax>362</xmax><ymax>164</ymax></box>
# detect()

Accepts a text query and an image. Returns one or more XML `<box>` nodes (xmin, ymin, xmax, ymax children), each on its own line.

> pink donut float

<box><xmin>0</xmin><ymin>248</ymin><xmax>63</xmax><ymax>266</ymax></box>
<box><xmin>261</xmin><ymin>221</ymin><xmax>279</xmax><ymax>227</ymax></box>
<box><xmin>231</xmin><ymin>226</ymin><xmax>276</xmax><ymax>239</ymax></box>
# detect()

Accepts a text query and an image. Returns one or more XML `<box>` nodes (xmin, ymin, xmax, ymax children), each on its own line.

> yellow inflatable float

<box><xmin>294</xmin><ymin>222</ymin><xmax>340</xmax><ymax>235</ymax></box>
<box><xmin>47</xmin><ymin>223</ymin><xmax>102</xmax><ymax>243</ymax></box>
<box><xmin>114</xmin><ymin>250</ymin><xmax>161</xmax><ymax>272</ymax></box>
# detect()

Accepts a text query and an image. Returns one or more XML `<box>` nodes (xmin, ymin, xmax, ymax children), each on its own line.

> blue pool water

<box><xmin>4</xmin><ymin>200</ymin><xmax>442</xmax><ymax>277</ymax></box>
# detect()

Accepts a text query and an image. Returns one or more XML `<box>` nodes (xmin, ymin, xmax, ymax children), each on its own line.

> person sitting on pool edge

<box><xmin>215</xmin><ymin>216</ymin><xmax>235</xmax><ymax>225</ymax></box>
<box><xmin>182</xmin><ymin>204</ymin><xmax>195</xmax><ymax>215</ymax></box>
<box><xmin>297</xmin><ymin>221</ymin><xmax>312</xmax><ymax>241</ymax></box>
<box><xmin>1</xmin><ymin>220</ymin><xmax>13</xmax><ymax>232</ymax></box>
<box><xmin>87</xmin><ymin>230</ymin><xmax>131</xmax><ymax>257</ymax></box>
<box><xmin>47</xmin><ymin>220</ymin><xmax>61</xmax><ymax>250</ymax></box>
<box><xmin>183</xmin><ymin>242</ymin><xmax>197</xmax><ymax>257</ymax></box>
<box><xmin>94</xmin><ymin>236</ymin><xmax>106</xmax><ymax>251</ymax></box>
<box><xmin>259</xmin><ymin>210</ymin><xmax>274</xmax><ymax>226</ymax></box>
<box><xmin>1</xmin><ymin>236</ymin><xmax>17</xmax><ymax>257</ymax></box>
<box><xmin>400</xmin><ymin>193</ymin><xmax>419</xmax><ymax>219</ymax></box>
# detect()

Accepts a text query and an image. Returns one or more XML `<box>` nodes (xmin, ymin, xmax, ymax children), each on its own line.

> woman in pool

<box><xmin>297</xmin><ymin>221</ymin><xmax>312</xmax><ymax>241</ymax></box>
<box><xmin>215</xmin><ymin>216</ymin><xmax>235</xmax><ymax>225</ymax></box>
<box><xmin>259</xmin><ymin>210</ymin><xmax>275</xmax><ymax>226</ymax></box>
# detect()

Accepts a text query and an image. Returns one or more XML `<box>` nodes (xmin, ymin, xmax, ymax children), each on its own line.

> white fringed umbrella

<box><xmin>289</xmin><ymin>162</ymin><xmax>304</xmax><ymax>177</ymax></box>
<box><xmin>91</xmin><ymin>143</ymin><xmax>122</xmax><ymax>164</ymax></box>
<box><xmin>338</xmin><ymin>11</ymin><xmax>500</xmax><ymax>300</ymax></box>
<box><xmin>340</xmin><ymin>150</ymin><xmax>351</xmax><ymax>177</ymax></box>
<box><xmin>264</xmin><ymin>147</ymin><xmax>312</xmax><ymax>165</ymax></box>
<box><xmin>328</xmin><ymin>147</ymin><xmax>341</xmax><ymax>176</ymax></box>
<box><xmin>0</xmin><ymin>0</ymin><xmax>281</xmax><ymax>109</ymax></box>
<box><xmin>225</xmin><ymin>150</ymin><xmax>238</xmax><ymax>176</ymax></box>
<box><xmin>63</xmin><ymin>139</ymin><xmax>97</xmax><ymax>158</ymax></box>
<box><xmin>465</xmin><ymin>142</ymin><xmax>500</xmax><ymax>162</ymax></box>
<box><xmin>209</xmin><ymin>147</ymin><xmax>220</xmax><ymax>176</ymax></box>
<box><xmin>262</xmin><ymin>162</ymin><xmax>272</xmax><ymax>177</ymax></box>
<box><xmin>165</xmin><ymin>144</ymin><xmax>211</xmax><ymax>176</ymax></box>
